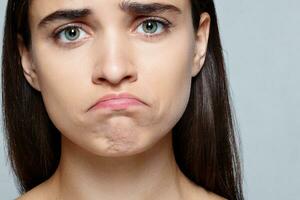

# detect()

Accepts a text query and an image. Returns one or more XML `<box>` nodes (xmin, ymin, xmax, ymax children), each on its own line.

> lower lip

<box><xmin>91</xmin><ymin>98</ymin><xmax>144</xmax><ymax>110</ymax></box>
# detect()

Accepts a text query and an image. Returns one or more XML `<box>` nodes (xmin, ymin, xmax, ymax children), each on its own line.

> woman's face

<box><xmin>20</xmin><ymin>0</ymin><xmax>209</xmax><ymax>157</ymax></box>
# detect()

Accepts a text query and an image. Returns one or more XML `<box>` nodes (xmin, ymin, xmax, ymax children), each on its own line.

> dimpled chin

<box><xmin>103</xmin><ymin>122</ymin><xmax>139</xmax><ymax>155</ymax></box>
<box><xmin>86</xmin><ymin>116</ymin><xmax>154</xmax><ymax>157</ymax></box>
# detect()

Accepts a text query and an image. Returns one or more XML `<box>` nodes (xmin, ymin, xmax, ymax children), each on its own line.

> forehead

<box><xmin>29</xmin><ymin>0</ymin><xmax>189</xmax><ymax>18</ymax></box>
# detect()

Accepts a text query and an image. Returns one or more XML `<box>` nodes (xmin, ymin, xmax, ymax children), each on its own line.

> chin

<box><xmin>87</xmin><ymin>128</ymin><xmax>167</xmax><ymax>158</ymax></box>
<box><xmin>102</xmin><ymin>148</ymin><xmax>145</xmax><ymax>158</ymax></box>
<box><xmin>92</xmin><ymin>141</ymin><xmax>151</xmax><ymax>158</ymax></box>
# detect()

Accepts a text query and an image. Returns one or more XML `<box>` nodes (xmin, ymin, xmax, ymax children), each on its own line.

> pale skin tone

<box><xmin>17</xmin><ymin>0</ymin><xmax>225</xmax><ymax>199</ymax></box>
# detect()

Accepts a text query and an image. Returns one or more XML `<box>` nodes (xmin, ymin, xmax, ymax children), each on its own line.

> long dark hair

<box><xmin>2</xmin><ymin>0</ymin><xmax>244</xmax><ymax>199</ymax></box>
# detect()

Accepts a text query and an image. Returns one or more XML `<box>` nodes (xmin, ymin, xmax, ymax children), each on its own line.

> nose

<box><xmin>92</xmin><ymin>30</ymin><xmax>137</xmax><ymax>86</ymax></box>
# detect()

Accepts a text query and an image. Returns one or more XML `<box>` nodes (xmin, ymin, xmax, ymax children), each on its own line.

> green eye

<box><xmin>55</xmin><ymin>25</ymin><xmax>88</xmax><ymax>43</ymax></box>
<box><xmin>64</xmin><ymin>27</ymin><xmax>81</xmax><ymax>41</ymax></box>
<box><xmin>137</xmin><ymin>19</ymin><xmax>167</xmax><ymax>35</ymax></box>
<box><xmin>142</xmin><ymin>21</ymin><xmax>159</xmax><ymax>34</ymax></box>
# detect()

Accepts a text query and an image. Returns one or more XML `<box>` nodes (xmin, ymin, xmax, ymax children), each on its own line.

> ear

<box><xmin>192</xmin><ymin>12</ymin><xmax>211</xmax><ymax>77</ymax></box>
<box><xmin>17</xmin><ymin>35</ymin><xmax>41</xmax><ymax>91</ymax></box>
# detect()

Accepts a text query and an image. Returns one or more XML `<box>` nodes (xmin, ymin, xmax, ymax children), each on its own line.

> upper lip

<box><xmin>88</xmin><ymin>92</ymin><xmax>146</xmax><ymax>110</ymax></box>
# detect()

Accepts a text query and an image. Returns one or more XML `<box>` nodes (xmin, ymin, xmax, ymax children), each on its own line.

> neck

<box><xmin>47</xmin><ymin>133</ymin><xmax>190</xmax><ymax>200</ymax></box>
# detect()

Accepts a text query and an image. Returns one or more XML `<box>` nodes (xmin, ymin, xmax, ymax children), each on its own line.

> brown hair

<box><xmin>2</xmin><ymin>0</ymin><xmax>244</xmax><ymax>199</ymax></box>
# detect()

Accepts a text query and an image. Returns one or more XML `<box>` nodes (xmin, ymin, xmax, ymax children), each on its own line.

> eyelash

<box><xmin>52</xmin><ymin>17</ymin><xmax>173</xmax><ymax>47</ymax></box>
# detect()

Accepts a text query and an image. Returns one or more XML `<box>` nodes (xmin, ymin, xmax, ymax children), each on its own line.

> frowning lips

<box><xmin>88</xmin><ymin>92</ymin><xmax>147</xmax><ymax>111</ymax></box>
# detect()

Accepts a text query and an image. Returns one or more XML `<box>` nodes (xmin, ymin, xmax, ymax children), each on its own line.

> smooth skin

<box><xmin>17</xmin><ymin>0</ymin><xmax>225</xmax><ymax>199</ymax></box>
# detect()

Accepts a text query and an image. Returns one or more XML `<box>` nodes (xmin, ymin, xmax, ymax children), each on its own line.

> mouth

<box><xmin>88</xmin><ymin>92</ymin><xmax>146</xmax><ymax>111</ymax></box>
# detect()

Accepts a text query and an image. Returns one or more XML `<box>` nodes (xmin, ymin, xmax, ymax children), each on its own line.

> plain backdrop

<box><xmin>1</xmin><ymin>0</ymin><xmax>299</xmax><ymax>199</ymax></box>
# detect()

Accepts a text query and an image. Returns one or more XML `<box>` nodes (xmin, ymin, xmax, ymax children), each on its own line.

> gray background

<box><xmin>1</xmin><ymin>0</ymin><xmax>299</xmax><ymax>199</ymax></box>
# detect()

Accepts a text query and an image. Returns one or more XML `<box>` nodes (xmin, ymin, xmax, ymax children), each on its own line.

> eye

<box><xmin>136</xmin><ymin>18</ymin><xmax>171</xmax><ymax>36</ymax></box>
<box><xmin>54</xmin><ymin>25</ymin><xmax>89</xmax><ymax>44</ymax></box>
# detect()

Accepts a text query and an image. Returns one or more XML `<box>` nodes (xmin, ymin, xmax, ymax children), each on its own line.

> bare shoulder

<box><xmin>191</xmin><ymin>185</ymin><xmax>227</xmax><ymax>200</ymax></box>
<box><xmin>179</xmin><ymin>173</ymin><xmax>227</xmax><ymax>200</ymax></box>
<box><xmin>16</xmin><ymin>180</ymin><xmax>58</xmax><ymax>200</ymax></box>
<box><xmin>16</xmin><ymin>186</ymin><xmax>45</xmax><ymax>200</ymax></box>
<box><xmin>204</xmin><ymin>191</ymin><xmax>227</xmax><ymax>200</ymax></box>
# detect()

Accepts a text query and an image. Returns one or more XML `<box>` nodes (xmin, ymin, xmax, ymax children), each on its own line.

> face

<box><xmin>19</xmin><ymin>0</ymin><xmax>210</xmax><ymax>157</ymax></box>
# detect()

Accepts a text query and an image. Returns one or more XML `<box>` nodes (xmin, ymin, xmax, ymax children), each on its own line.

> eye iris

<box><xmin>142</xmin><ymin>21</ymin><xmax>158</xmax><ymax>34</ymax></box>
<box><xmin>65</xmin><ymin>27</ymin><xmax>80</xmax><ymax>41</ymax></box>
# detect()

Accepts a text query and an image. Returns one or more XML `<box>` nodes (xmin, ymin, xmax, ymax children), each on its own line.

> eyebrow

<box><xmin>38</xmin><ymin>9</ymin><xmax>92</xmax><ymax>28</ymax></box>
<box><xmin>38</xmin><ymin>1</ymin><xmax>182</xmax><ymax>29</ymax></box>
<box><xmin>119</xmin><ymin>0</ymin><xmax>182</xmax><ymax>15</ymax></box>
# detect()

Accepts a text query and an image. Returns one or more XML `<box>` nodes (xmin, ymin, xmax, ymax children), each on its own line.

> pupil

<box><xmin>146</xmin><ymin>22</ymin><xmax>153</xmax><ymax>30</ymax></box>
<box><xmin>66</xmin><ymin>28</ymin><xmax>79</xmax><ymax>40</ymax></box>
<box><xmin>143</xmin><ymin>21</ymin><xmax>157</xmax><ymax>33</ymax></box>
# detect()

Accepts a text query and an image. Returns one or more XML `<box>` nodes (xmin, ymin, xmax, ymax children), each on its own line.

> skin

<box><xmin>17</xmin><ymin>0</ymin><xmax>225</xmax><ymax>199</ymax></box>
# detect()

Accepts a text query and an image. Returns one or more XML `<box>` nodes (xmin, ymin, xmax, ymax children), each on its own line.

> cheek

<box><xmin>32</xmin><ymin>43</ymin><xmax>94</xmax><ymax>133</ymax></box>
<box><xmin>136</xmin><ymin>30</ymin><xmax>195</xmax><ymax>129</ymax></box>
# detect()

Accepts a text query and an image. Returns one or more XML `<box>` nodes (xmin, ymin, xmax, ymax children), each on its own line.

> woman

<box><xmin>2</xmin><ymin>0</ymin><xmax>243</xmax><ymax>199</ymax></box>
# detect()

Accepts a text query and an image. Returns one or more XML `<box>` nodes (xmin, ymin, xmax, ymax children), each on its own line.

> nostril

<box><xmin>125</xmin><ymin>75</ymin><xmax>132</xmax><ymax>81</ymax></box>
<box><xmin>94</xmin><ymin>75</ymin><xmax>135</xmax><ymax>85</ymax></box>
<box><xmin>92</xmin><ymin>66</ymin><xmax>138</xmax><ymax>85</ymax></box>
<box><xmin>96</xmin><ymin>77</ymin><xmax>106</xmax><ymax>84</ymax></box>
<box><xmin>92</xmin><ymin>78</ymin><xmax>108</xmax><ymax>86</ymax></box>
<box><xmin>125</xmin><ymin>74</ymin><xmax>138</xmax><ymax>83</ymax></box>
